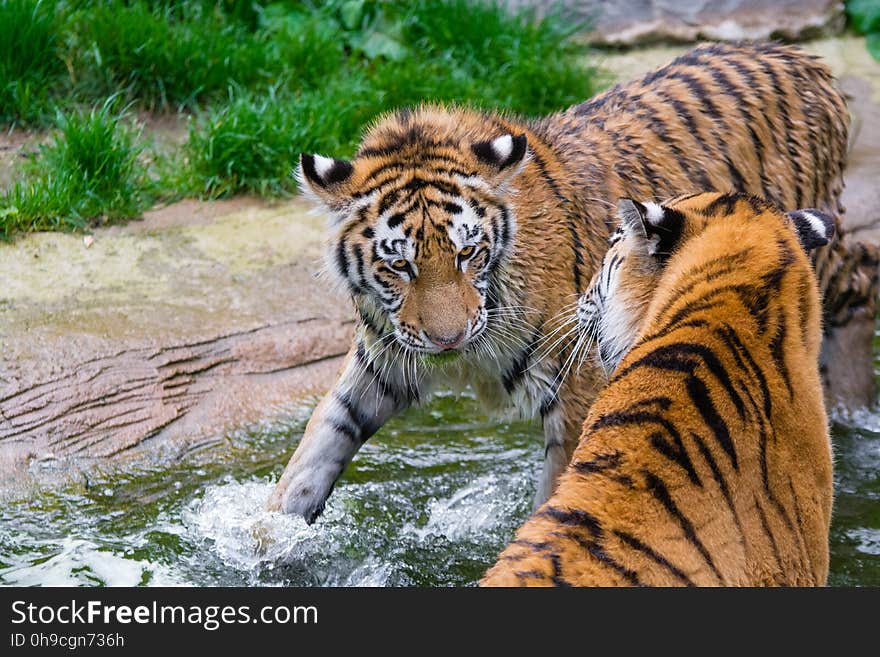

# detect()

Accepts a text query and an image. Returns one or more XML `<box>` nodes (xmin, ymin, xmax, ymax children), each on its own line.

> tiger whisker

<box><xmin>531</xmin><ymin>323</ymin><xmax>580</xmax><ymax>365</ymax></box>
<box><xmin>357</xmin><ymin>333</ymin><xmax>398</xmax><ymax>402</ymax></box>
<box><xmin>533</xmin><ymin>317</ymin><xmax>577</xmax><ymax>351</ymax></box>
<box><xmin>552</xmin><ymin>328</ymin><xmax>591</xmax><ymax>395</ymax></box>
<box><xmin>584</xmin><ymin>196</ymin><xmax>617</xmax><ymax>209</ymax></box>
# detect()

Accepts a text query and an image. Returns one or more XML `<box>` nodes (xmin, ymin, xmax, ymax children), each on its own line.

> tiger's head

<box><xmin>297</xmin><ymin>108</ymin><xmax>528</xmax><ymax>355</ymax></box>
<box><xmin>577</xmin><ymin>192</ymin><xmax>835</xmax><ymax>373</ymax></box>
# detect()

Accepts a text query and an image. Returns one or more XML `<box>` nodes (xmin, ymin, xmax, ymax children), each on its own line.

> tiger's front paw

<box><xmin>266</xmin><ymin>465</ymin><xmax>336</xmax><ymax>524</ymax></box>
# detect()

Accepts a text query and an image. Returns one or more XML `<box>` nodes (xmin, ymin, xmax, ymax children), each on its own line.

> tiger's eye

<box><xmin>458</xmin><ymin>245</ymin><xmax>475</xmax><ymax>258</ymax></box>
<box><xmin>391</xmin><ymin>259</ymin><xmax>408</xmax><ymax>270</ymax></box>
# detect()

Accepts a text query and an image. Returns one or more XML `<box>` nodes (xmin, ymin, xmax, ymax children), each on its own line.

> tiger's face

<box><xmin>577</xmin><ymin>198</ymin><xmax>681</xmax><ymax>373</ymax></box>
<box><xmin>298</xmin><ymin>115</ymin><xmax>527</xmax><ymax>355</ymax></box>
<box><xmin>341</xmin><ymin>182</ymin><xmax>493</xmax><ymax>353</ymax></box>
<box><xmin>578</xmin><ymin>192</ymin><xmax>834</xmax><ymax>374</ymax></box>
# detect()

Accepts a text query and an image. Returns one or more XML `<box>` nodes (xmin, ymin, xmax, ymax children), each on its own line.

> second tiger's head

<box><xmin>297</xmin><ymin>109</ymin><xmax>528</xmax><ymax>355</ymax></box>
<box><xmin>577</xmin><ymin>191</ymin><xmax>835</xmax><ymax>374</ymax></box>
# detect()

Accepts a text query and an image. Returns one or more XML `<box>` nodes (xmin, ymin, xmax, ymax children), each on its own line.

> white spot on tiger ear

<box><xmin>643</xmin><ymin>202</ymin><xmax>665</xmax><ymax>226</ymax></box>
<box><xmin>801</xmin><ymin>211</ymin><xmax>830</xmax><ymax>240</ymax></box>
<box><xmin>313</xmin><ymin>154</ymin><xmax>336</xmax><ymax>180</ymax></box>
<box><xmin>786</xmin><ymin>208</ymin><xmax>835</xmax><ymax>250</ymax></box>
<box><xmin>491</xmin><ymin>134</ymin><xmax>514</xmax><ymax>161</ymax></box>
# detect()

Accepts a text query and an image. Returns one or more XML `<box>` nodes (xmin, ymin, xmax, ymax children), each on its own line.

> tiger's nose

<box><xmin>426</xmin><ymin>330</ymin><xmax>465</xmax><ymax>350</ymax></box>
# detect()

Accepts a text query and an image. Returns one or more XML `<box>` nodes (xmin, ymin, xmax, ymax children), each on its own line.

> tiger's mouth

<box><xmin>575</xmin><ymin>290</ymin><xmax>621</xmax><ymax>375</ymax></box>
<box><xmin>597</xmin><ymin>341</ymin><xmax>623</xmax><ymax>375</ymax></box>
<box><xmin>390</xmin><ymin>325</ymin><xmax>470</xmax><ymax>356</ymax></box>
<box><xmin>391</xmin><ymin>308</ymin><xmax>488</xmax><ymax>359</ymax></box>
<box><xmin>585</xmin><ymin>295</ymin><xmax>642</xmax><ymax>376</ymax></box>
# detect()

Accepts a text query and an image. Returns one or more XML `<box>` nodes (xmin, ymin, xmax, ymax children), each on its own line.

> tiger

<box><xmin>481</xmin><ymin>192</ymin><xmax>834</xmax><ymax>587</ymax></box>
<box><xmin>266</xmin><ymin>41</ymin><xmax>869</xmax><ymax>523</ymax></box>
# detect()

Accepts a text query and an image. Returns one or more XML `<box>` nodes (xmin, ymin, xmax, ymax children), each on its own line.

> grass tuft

<box><xmin>178</xmin><ymin>81</ymin><xmax>380</xmax><ymax>198</ymax></box>
<box><xmin>1</xmin><ymin>98</ymin><xmax>150</xmax><ymax>239</ymax></box>
<box><xmin>69</xmin><ymin>1</ymin><xmax>269</xmax><ymax>111</ymax></box>
<box><xmin>401</xmin><ymin>0</ymin><xmax>595</xmax><ymax>115</ymax></box>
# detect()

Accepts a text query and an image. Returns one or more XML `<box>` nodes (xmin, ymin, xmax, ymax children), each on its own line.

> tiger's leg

<box><xmin>534</xmin><ymin>375</ymin><xmax>597</xmax><ymax>509</ymax></box>
<box><xmin>267</xmin><ymin>345</ymin><xmax>411</xmax><ymax>522</ymax></box>
<box><xmin>535</xmin><ymin>405</ymin><xmax>571</xmax><ymax>508</ymax></box>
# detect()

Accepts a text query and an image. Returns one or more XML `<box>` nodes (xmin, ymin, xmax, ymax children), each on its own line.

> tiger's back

<box><xmin>543</xmin><ymin>41</ymin><xmax>848</xmax><ymax>221</ymax></box>
<box><xmin>481</xmin><ymin>193</ymin><xmax>834</xmax><ymax>586</ymax></box>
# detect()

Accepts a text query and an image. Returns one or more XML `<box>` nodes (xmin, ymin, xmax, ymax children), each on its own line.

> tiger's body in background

<box><xmin>482</xmin><ymin>192</ymin><xmax>835</xmax><ymax>587</ymax></box>
<box><xmin>268</xmin><ymin>41</ymin><xmax>874</xmax><ymax>523</ymax></box>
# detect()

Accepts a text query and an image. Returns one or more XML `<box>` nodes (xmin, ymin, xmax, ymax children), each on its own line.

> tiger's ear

<box><xmin>471</xmin><ymin>134</ymin><xmax>528</xmax><ymax>184</ymax></box>
<box><xmin>618</xmin><ymin>198</ymin><xmax>683</xmax><ymax>260</ymax></box>
<box><xmin>297</xmin><ymin>153</ymin><xmax>355</xmax><ymax>208</ymax></box>
<box><xmin>785</xmin><ymin>209</ymin><xmax>835</xmax><ymax>251</ymax></box>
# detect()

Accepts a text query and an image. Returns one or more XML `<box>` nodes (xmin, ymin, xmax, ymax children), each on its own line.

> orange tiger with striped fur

<box><xmin>482</xmin><ymin>192</ymin><xmax>834</xmax><ymax>586</ymax></box>
<box><xmin>267</xmin><ymin>41</ymin><xmax>872</xmax><ymax>524</ymax></box>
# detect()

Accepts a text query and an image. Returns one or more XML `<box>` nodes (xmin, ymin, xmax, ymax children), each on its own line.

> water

<box><xmin>827</xmin><ymin>405</ymin><xmax>880</xmax><ymax>586</ymax></box>
<box><xmin>1</xmin><ymin>361</ymin><xmax>879</xmax><ymax>587</ymax></box>
<box><xmin>0</xmin><ymin>392</ymin><xmax>541</xmax><ymax>587</ymax></box>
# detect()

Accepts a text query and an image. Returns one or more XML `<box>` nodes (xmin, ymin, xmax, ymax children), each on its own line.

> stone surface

<box><xmin>509</xmin><ymin>0</ymin><xmax>845</xmax><ymax>45</ymax></box>
<box><xmin>0</xmin><ymin>198</ymin><xmax>353</xmax><ymax>491</ymax></box>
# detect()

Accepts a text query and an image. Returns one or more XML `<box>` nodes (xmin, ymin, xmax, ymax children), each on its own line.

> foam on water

<box><xmin>412</xmin><ymin>472</ymin><xmax>531</xmax><ymax>542</ymax></box>
<box><xmin>0</xmin><ymin>539</ymin><xmax>182</xmax><ymax>587</ymax></box>
<box><xmin>832</xmin><ymin>405</ymin><xmax>880</xmax><ymax>435</ymax></box>
<box><xmin>847</xmin><ymin>528</ymin><xmax>880</xmax><ymax>556</ymax></box>
<box><xmin>180</xmin><ymin>471</ymin><xmax>518</xmax><ymax>585</ymax></box>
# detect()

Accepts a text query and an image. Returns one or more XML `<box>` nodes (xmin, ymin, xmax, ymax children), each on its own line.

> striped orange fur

<box><xmin>267</xmin><ymin>42</ymin><xmax>867</xmax><ymax>524</ymax></box>
<box><xmin>481</xmin><ymin>192</ymin><xmax>834</xmax><ymax>587</ymax></box>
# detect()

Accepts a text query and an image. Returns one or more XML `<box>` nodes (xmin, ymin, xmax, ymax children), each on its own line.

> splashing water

<box><xmin>0</xmin><ymin>393</ymin><xmax>541</xmax><ymax>587</ymax></box>
<box><xmin>1</xmin><ymin>345</ymin><xmax>879</xmax><ymax>586</ymax></box>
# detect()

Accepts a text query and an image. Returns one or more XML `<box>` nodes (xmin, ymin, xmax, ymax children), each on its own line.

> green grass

<box><xmin>403</xmin><ymin>0</ymin><xmax>593</xmax><ymax>112</ymax></box>
<box><xmin>178</xmin><ymin>82</ymin><xmax>380</xmax><ymax>197</ymax></box>
<box><xmin>68</xmin><ymin>1</ymin><xmax>270</xmax><ymax>111</ymax></box>
<box><xmin>0</xmin><ymin>99</ymin><xmax>150</xmax><ymax>239</ymax></box>
<box><xmin>180</xmin><ymin>0</ymin><xmax>599</xmax><ymax>197</ymax></box>
<box><xmin>0</xmin><ymin>0</ymin><xmax>66</xmax><ymax>124</ymax></box>
<box><xmin>1</xmin><ymin>0</ymin><xmax>601</xmax><ymax>236</ymax></box>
